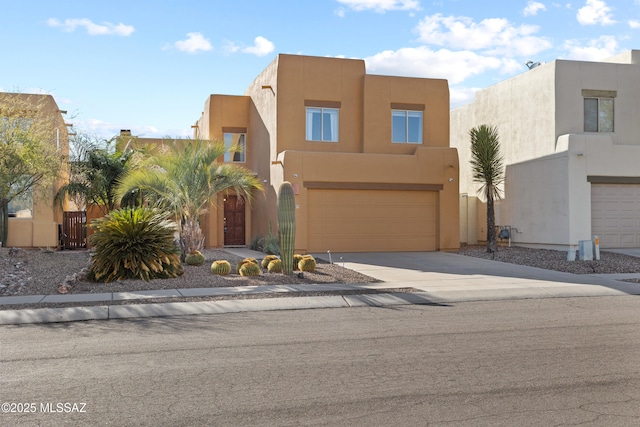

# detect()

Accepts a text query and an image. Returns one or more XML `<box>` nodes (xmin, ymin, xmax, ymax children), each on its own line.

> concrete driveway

<box><xmin>314</xmin><ymin>251</ymin><xmax>640</xmax><ymax>302</ymax></box>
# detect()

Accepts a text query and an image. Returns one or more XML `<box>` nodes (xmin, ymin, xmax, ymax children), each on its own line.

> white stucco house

<box><xmin>451</xmin><ymin>49</ymin><xmax>640</xmax><ymax>250</ymax></box>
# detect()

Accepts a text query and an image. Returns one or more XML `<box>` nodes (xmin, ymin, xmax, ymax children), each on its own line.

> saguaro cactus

<box><xmin>278</xmin><ymin>182</ymin><xmax>296</xmax><ymax>275</ymax></box>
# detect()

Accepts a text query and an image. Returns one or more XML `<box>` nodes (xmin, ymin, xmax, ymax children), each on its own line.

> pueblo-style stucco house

<box><xmin>194</xmin><ymin>54</ymin><xmax>460</xmax><ymax>253</ymax></box>
<box><xmin>2</xmin><ymin>92</ymin><xmax>70</xmax><ymax>248</ymax></box>
<box><xmin>452</xmin><ymin>50</ymin><xmax>640</xmax><ymax>249</ymax></box>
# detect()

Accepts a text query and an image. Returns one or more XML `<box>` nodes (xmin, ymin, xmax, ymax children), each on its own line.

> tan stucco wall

<box><xmin>197</xmin><ymin>53</ymin><xmax>459</xmax><ymax>252</ymax></box>
<box><xmin>363</xmin><ymin>75</ymin><xmax>450</xmax><ymax>154</ymax></box>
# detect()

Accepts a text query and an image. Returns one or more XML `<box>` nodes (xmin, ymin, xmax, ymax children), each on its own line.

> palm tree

<box><xmin>115</xmin><ymin>138</ymin><xmax>263</xmax><ymax>256</ymax></box>
<box><xmin>469</xmin><ymin>125</ymin><xmax>504</xmax><ymax>253</ymax></box>
<box><xmin>56</xmin><ymin>135</ymin><xmax>134</xmax><ymax>215</ymax></box>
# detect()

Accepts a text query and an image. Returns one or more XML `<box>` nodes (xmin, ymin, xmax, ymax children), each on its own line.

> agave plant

<box><xmin>87</xmin><ymin>206</ymin><xmax>183</xmax><ymax>282</ymax></box>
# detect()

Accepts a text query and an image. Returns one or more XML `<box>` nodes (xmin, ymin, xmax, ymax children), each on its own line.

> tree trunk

<box><xmin>486</xmin><ymin>194</ymin><xmax>497</xmax><ymax>253</ymax></box>
<box><xmin>180</xmin><ymin>217</ymin><xmax>205</xmax><ymax>255</ymax></box>
<box><xmin>0</xmin><ymin>200</ymin><xmax>8</xmax><ymax>248</ymax></box>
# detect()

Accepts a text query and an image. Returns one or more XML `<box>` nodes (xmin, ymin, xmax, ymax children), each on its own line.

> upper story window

<box><xmin>391</xmin><ymin>103</ymin><xmax>424</xmax><ymax>144</ymax></box>
<box><xmin>223</xmin><ymin>130</ymin><xmax>246</xmax><ymax>162</ymax></box>
<box><xmin>305</xmin><ymin>100</ymin><xmax>340</xmax><ymax>142</ymax></box>
<box><xmin>583</xmin><ymin>90</ymin><xmax>615</xmax><ymax>133</ymax></box>
<box><xmin>392</xmin><ymin>110</ymin><xmax>423</xmax><ymax>144</ymax></box>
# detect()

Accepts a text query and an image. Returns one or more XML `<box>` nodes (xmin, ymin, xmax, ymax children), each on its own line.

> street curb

<box><xmin>0</xmin><ymin>306</ymin><xmax>109</xmax><ymax>325</ymax></box>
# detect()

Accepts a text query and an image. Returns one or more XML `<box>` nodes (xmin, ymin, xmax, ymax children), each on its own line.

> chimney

<box><xmin>120</xmin><ymin>129</ymin><xmax>131</xmax><ymax>136</ymax></box>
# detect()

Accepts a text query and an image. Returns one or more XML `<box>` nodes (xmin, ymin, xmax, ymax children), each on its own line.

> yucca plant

<box><xmin>87</xmin><ymin>207</ymin><xmax>183</xmax><ymax>282</ymax></box>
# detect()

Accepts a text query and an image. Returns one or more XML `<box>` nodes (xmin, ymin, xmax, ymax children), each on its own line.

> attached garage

<box><xmin>591</xmin><ymin>183</ymin><xmax>640</xmax><ymax>248</ymax></box>
<box><xmin>307</xmin><ymin>189</ymin><xmax>437</xmax><ymax>252</ymax></box>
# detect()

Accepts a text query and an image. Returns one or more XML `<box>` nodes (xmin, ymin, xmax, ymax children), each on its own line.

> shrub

<box><xmin>261</xmin><ymin>254</ymin><xmax>279</xmax><ymax>269</ymax></box>
<box><xmin>298</xmin><ymin>255</ymin><xmax>316</xmax><ymax>272</ymax></box>
<box><xmin>267</xmin><ymin>259</ymin><xmax>283</xmax><ymax>273</ymax></box>
<box><xmin>87</xmin><ymin>207</ymin><xmax>183</xmax><ymax>282</ymax></box>
<box><xmin>211</xmin><ymin>260</ymin><xmax>231</xmax><ymax>276</ymax></box>
<box><xmin>185</xmin><ymin>250</ymin><xmax>205</xmax><ymax>266</ymax></box>
<box><xmin>239</xmin><ymin>262</ymin><xmax>261</xmax><ymax>276</ymax></box>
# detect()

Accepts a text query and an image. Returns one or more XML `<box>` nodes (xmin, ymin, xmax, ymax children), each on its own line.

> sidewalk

<box><xmin>2</xmin><ymin>249</ymin><xmax>640</xmax><ymax>325</ymax></box>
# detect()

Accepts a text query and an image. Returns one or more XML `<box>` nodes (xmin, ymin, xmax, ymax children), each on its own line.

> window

<box><xmin>392</xmin><ymin>110</ymin><xmax>423</xmax><ymax>144</ymax></box>
<box><xmin>306</xmin><ymin>107</ymin><xmax>339</xmax><ymax>142</ymax></box>
<box><xmin>223</xmin><ymin>133</ymin><xmax>246</xmax><ymax>162</ymax></box>
<box><xmin>8</xmin><ymin>189</ymin><xmax>33</xmax><ymax>218</ymax></box>
<box><xmin>583</xmin><ymin>90</ymin><xmax>615</xmax><ymax>133</ymax></box>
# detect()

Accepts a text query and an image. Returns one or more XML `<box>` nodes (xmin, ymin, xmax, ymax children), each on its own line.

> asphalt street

<box><xmin>2</xmin><ymin>296</ymin><xmax>640</xmax><ymax>426</ymax></box>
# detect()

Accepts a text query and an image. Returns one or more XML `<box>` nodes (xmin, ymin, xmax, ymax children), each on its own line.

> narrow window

<box><xmin>223</xmin><ymin>133</ymin><xmax>246</xmax><ymax>162</ymax></box>
<box><xmin>584</xmin><ymin>96</ymin><xmax>614</xmax><ymax>133</ymax></box>
<box><xmin>306</xmin><ymin>107</ymin><xmax>338</xmax><ymax>142</ymax></box>
<box><xmin>392</xmin><ymin>110</ymin><xmax>423</xmax><ymax>144</ymax></box>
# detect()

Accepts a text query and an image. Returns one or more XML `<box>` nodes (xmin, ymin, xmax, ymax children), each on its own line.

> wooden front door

<box><xmin>224</xmin><ymin>195</ymin><xmax>245</xmax><ymax>246</ymax></box>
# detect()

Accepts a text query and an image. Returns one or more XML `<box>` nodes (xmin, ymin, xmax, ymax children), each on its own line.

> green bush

<box><xmin>211</xmin><ymin>260</ymin><xmax>231</xmax><ymax>276</ymax></box>
<box><xmin>267</xmin><ymin>259</ymin><xmax>283</xmax><ymax>273</ymax></box>
<box><xmin>261</xmin><ymin>255</ymin><xmax>279</xmax><ymax>269</ymax></box>
<box><xmin>298</xmin><ymin>255</ymin><xmax>316</xmax><ymax>272</ymax></box>
<box><xmin>239</xmin><ymin>262</ymin><xmax>261</xmax><ymax>277</ymax></box>
<box><xmin>185</xmin><ymin>250</ymin><xmax>205</xmax><ymax>266</ymax></box>
<box><xmin>87</xmin><ymin>207</ymin><xmax>183</xmax><ymax>282</ymax></box>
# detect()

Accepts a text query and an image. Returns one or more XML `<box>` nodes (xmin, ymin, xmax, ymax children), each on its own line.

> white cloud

<box><xmin>563</xmin><ymin>35</ymin><xmax>618</xmax><ymax>60</ymax></box>
<box><xmin>576</xmin><ymin>0</ymin><xmax>615</xmax><ymax>25</ymax></box>
<box><xmin>47</xmin><ymin>18</ymin><xmax>134</xmax><ymax>36</ymax></box>
<box><xmin>629</xmin><ymin>20</ymin><xmax>640</xmax><ymax>29</ymax></box>
<box><xmin>174</xmin><ymin>32</ymin><xmax>213</xmax><ymax>53</ymax></box>
<box><xmin>523</xmin><ymin>1</ymin><xmax>547</xmax><ymax>16</ymax></box>
<box><xmin>450</xmin><ymin>86</ymin><xmax>481</xmax><ymax>108</ymax></box>
<box><xmin>225</xmin><ymin>36</ymin><xmax>275</xmax><ymax>56</ymax></box>
<box><xmin>415</xmin><ymin>14</ymin><xmax>551</xmax><ymax>57</ymax></box>
<box><xmin>364</xmin><ymin>47</ymin><xmax>521</xmax><ymax>84</ymax></box>
<box><xmin>336</xmin><ymin>0</ymin><xmax>420</xmax><ymax>13</ymax></box>
<box><xmin>74</xmin><ymin>119</ymin><xmax>190</xmax><ymax>140</ymax></box>
<box><xmin>242</xmin><ymin>36</ymin><xmax>275</xmax><ymax>57</ymax></box>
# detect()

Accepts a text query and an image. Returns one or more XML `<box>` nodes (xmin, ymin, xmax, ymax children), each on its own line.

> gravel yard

<box><xmin>458</xmin><ymin>245</ymin><xmax>640</xmax><ymax>275</ymax></box>
<box><xmin>0</xmin><ymin>248</ymin><xmax>380</xmax><ymax>297</ymax></box>
<box><xmin>4</xmin><ymin>245</ymin><xmax>640</xmax><ymax>300</ymax></box>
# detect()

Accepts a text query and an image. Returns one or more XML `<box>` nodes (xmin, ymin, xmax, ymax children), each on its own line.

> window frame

<box><xmin>582</xmin><ymin>90</ymin><xmax>615</xmax><ymax>133</ymax></box>
<box><xmin>305</xmin><ymin>106</ymin><xmax>339</xmax><ymax>143</ymax></box>
<box><xmin>392</xmin><ymin>109</ymin><xmax>423</xmax><ymax>144</ymax></box>
<box><xmin>223</xmin><ymin>131</ymin><xmax>246</xmax><ymax>163</ymax></box>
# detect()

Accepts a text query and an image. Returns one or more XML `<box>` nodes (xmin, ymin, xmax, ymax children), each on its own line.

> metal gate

<box><xmin>61</xmin><ymin>211</ymin><xmax>86</xmax><ymax>249</ymax></box>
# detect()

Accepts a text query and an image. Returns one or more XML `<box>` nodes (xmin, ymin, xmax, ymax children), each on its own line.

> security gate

<box><xmin>61</xmin><ymin>211</ymin><xmax>86</xmax><ymax>249</ymax></box>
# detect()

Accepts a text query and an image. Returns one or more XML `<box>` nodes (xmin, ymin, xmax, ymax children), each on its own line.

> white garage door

<box><xmin>591</xmin><ymin>183</ymin><xmax>640</xmax><ymax>248</ymax></box>
<box><xmin>307</xmin><ymin>189</ymin><xmax>437</xmax><ymax>252</ymax></box>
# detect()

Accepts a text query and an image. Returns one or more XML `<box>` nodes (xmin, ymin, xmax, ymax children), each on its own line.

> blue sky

<box><xmin>3</xmin><ymin>0</ymin><xmax>640</xmax><ymax>139</ymax></box>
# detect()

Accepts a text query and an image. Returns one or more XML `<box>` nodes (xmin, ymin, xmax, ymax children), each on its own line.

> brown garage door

<box><xmin>592</xmin><ymin>183</ymin><xmax>640</xmax><ymax>247</ymax></box>
<box><xmin>307</xmin><ymin>189</ymin><xmax>437</xmax><ymax>252</ymax></box>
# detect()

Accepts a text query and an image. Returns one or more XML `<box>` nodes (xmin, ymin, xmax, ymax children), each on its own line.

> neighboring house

<box><xmin>1</xmin><ymin>92</ymin><xmax>70</xmax><ymax>248</ymax></box>
<box><xmin>451</xmin><ymin>50</ymin><xmax>640</xmax><ymax>249</ymax></box>
<box><xmin>193</xmin><ymin>53</ymin><xmax>460</xmax><ymax>253</ymax></box>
